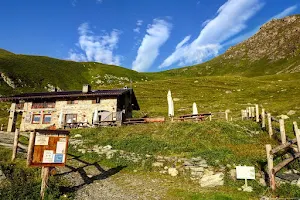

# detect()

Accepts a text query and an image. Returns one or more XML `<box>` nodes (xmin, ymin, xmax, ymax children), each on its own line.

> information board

<box><xmin>28</xmin><ymin>129</ymin><xmax>69</xmax><ymax>167</ymax></box>
<box><xmin>236</xmin><ymin>166</ymin><xmax>255</xmax><ymax>180</ymax></box>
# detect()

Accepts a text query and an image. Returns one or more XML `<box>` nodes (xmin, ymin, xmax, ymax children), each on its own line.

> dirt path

<box><xmin>59</xmin><ymin>154</ymin><xmax>198</xmax><ymax>200</ymax></box>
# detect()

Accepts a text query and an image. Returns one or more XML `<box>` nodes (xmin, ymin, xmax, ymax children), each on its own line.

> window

<box><xmin>43</xmin><ymin>114</ymin><xmax>52</xmax><ymax>124</ymax></box>
<box><xmin>67</xmin><ymin>100</ymin><xmax>78</xmax><ymax>105</ymax></box>
<box><xmin>92</xmin><ymin>97</ymin><xmax>101</xmax><ymax>104</ymax></box>
<box><xmin>32</xmin><ymin>114</ymin><xmax>41</xmax><ymax>124</ymax></box>
<box><xmin>65</xmin><ymin>114</ymin><xmax>77</xmax><ymax>123</ymax></box>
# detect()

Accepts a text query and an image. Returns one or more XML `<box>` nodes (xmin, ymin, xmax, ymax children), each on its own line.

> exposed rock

<box><xmin>173</xmin><ymin>98</ymin><xmax>180</xmax><ymax>102</ymax></box>
<box><xmin>200</xmin><ymin>172</ymin><xmax>224</xmax><ymax>187</ymax></box>
<box><xmin>74</xmin><ymin>134</ymin><xmax>82</xmax><ymax>138</ymax></box>
<box><xmin>152</xmin><ymin>162</ymin><xmax>164</xmax><ymax>168</ymax></box>
<box><xmin>259</xmin><ymin>178</ymin><xmax>267</xmax><ymax>186</ymax></box>
<box><xmin>168</xmin><ymin>168</ymin><xmax>178</xmax><ymax>177</ymax></box>
<box><xmin>1</xmin><ymin>73</ymin><xmax>16</xmax><ymax>88</ymax></box>
<box><xmin>242</xmin><ymin>185</ymin><xmax>253</xmax><ymax>192</ymax></box>
<box><xmin>225</xmin><ymin>90</ymin><xmax>232</xmax><ymax>94</ymax></box>
<box><xmin>287</xmin><ymin>110</ymin><xmax>296</xmax><ymax>116</ymax></box>
<box><xmin>278</xmin><ymin>115</ymin><xmax>289</xmax><ymax>120</ymax></box>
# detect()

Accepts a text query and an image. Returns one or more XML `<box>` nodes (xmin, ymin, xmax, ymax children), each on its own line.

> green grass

<box><xmin>0</xmin><ymin>147</ymin><xmax>72</xmax><ymax>200</ymax></box>
<box><xmin>70</xmin><ymin>121</ymin><xmax>276</xmax><ymax>165</ymax></box>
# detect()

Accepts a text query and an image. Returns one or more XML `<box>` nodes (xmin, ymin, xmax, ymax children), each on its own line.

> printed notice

<box><xmin>56</xmin><ymin>141</ymin><xmax>66</xmax><ymax>154</ymax></box>
<box><xmin>236</xmin><ymin>166</ymin><xmax>255</xmax><ymax>180</ymax></box>
<box><xmin>42</xmin><ymin>150</ymin><xmax>54</xmax><ymax>163</ymax></box>
<box><xmin>53</xmin><ymin>154</ymin><xmax>64</xmax><ymax>163</ymax></box>
<box><xmin>35</xmin><ymin>135</ymin><xmax>49</xmax><ymax>145</ymax></box>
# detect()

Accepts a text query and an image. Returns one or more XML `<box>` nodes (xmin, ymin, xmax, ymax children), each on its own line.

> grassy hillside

<box><xmin>0</xmin><ymin>49</ymin><xmax>147</xmax><ymax>95</ymax></box>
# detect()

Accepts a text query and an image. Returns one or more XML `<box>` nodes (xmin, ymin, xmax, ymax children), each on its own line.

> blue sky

<box><xmin>0</xmin><ymin>0</ymin><xmax>299</xmax><ymax>72</ymax></box>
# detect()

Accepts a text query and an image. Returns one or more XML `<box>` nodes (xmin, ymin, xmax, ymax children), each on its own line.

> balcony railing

<box><xmin>31</xmin><ymin>102</ymin><xmax>56</xmax><ymax>109</ymax></box>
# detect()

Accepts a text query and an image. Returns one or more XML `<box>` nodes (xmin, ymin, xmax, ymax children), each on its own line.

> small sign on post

<box><xmin>27</xmin><ymin>129</ymin><xmax>69</xmax><ymax>199</ymax></box>
<box><xmin>236</xmin><ymin>166</ymin><xmax>255</xmax><ymax>188</ymax></box>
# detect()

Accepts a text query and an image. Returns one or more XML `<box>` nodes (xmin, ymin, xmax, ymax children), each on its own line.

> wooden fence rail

<box><xmin>242</xmin><ymin>105</ymin><xmax>300</xmax><ymax>190</ymax></box>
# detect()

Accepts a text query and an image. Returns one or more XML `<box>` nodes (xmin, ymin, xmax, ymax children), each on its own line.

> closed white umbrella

<box><xmin>93</xmin><ymin>108</ymin><xmax>99</xmax><ymax>124</ymax></box>
<box><xmin>58</xmin><ymin>110</ymin><xmax>63</xmax><ymax>128</ymax></box>
<box><xmin>167</xmin><ymin>90</ymin><xmax>174</xmax><ymax>117</ymax></box>
<box><xmin>192</xmin><ymin>102</ymin><xmax>198</xmax><ymax>115</ymax></box>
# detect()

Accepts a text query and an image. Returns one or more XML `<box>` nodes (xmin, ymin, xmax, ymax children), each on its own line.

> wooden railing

<box><xmin>242</xmin><ymin>104</ymin><xmax>300</xmax><ymax>190</ymax></box>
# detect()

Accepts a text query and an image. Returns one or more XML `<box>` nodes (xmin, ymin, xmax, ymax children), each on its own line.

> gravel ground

<box><xmin>59</xmin><ymin>155</ymin><xmax>171</xmax><ymax>200</ymax></box>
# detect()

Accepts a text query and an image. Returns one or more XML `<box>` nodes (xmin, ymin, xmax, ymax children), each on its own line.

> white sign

<box><xmin>35</xmin><ymin>135</ymin><xmax>49</xmax><ymax>145</ymax></box>
<box><xmin>236</xmin><ymin>166</ymin><xmax>255</xmax><ymax>180</ymax></box>
<box><xmin>42</xmin><ymin>150</ymin><xmax>54</xmax><ymax>163</ymax></box>
<box><xmin>56</xmin><ymin>141</ymin><xmax>66</xmax><ymax>154</ymax></box>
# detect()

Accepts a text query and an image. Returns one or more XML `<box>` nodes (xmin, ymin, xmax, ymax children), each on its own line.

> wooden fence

<box><xmin>242</xmin><ymin>104</ymin><xmax>300</xmax><ymax>190</ymax></box>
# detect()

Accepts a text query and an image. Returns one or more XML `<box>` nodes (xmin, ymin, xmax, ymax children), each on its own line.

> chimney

<box><xmin>82</xmin><ymin>84</ymin><xmax>91</xmax><ymax>93</ymax></box>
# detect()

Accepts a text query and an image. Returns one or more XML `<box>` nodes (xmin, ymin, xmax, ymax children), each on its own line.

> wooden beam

<box><xmin>279</xmin><ymin>119</ymin><xmax>286</xmax><ymax>144</ymax></box>
<box><xmin>40</xmin><ymin>167</ymin><xmax>50</xmax><ymax>200</ymax></box>
<box><xmin>293</xmin><ymin>122</ymin><xmax>300</xmax><ymax>153</ymax></box>
<box><xmin>11</xmin><ymin>129</ymin><xmax>20</xmax><ymax>161</ymax></box>
<box><xmin>266</xmin><ymin>144</ymin><xmax>275</xmax><ymax>190</ymax></box>
<box><xmin>255</xmin><ymin>104</ymin><xmax>259</xmax><ymax>122</ymax></box>
<box><xmin>271</xmin><ymin>138</ymin><xmax>297</xmax><ymax>154</ymax></box>
<box><xmin>273</xmin><ymin>152</ymin><xmax>300</xmax><ymax>174</ymax></box>
<box><xmin>27</xmin><ymin>131</ymin><xmax>36</xmax><ymax>166</ymax></box>
<box><xmin>261</xmin><ymin>108</ymin><xmax>266</xmax><ymax>128</ymax></box>
<box><xmin>267</xmin><ymin>113</ymin><xmax>273</xmax><ymax>138</ymax></box>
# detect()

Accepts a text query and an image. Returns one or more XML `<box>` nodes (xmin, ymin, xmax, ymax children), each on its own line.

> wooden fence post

<box><xmin>279</xmin><ymin>119</ymin><xmax>286</xmax><ymax>144</ymax></box>
<box><xmin>293</xmin><ymin>122</ymin><xmax>300</xmax><ymax>153</ymax></box>
<box><xmin>209</xmin><ymin>113</ymin><xmax>212</xmax><ymax>121</ymax></box>
<box><xmin>225</xmin><ymin>111</ymin><xmax>228</xmax><ymax>121</ymax></box>
<box><xmin>27</xmin><ymin>131</ymin><xmax>36</xmax><ymax>166</ymax></box>
<box><xmin>11</xmin><ymin>128</ymin><xmax>20</xmax><ymax>161</ymax></box>
<box><xmin>267</xmin><ymin>113</ymin><xmax>273</xmax><ymax>138</ymax></box>
<box><xmin>261</xmin><ymin>109</ymin><xmax>266</xmax><ymax>129</ymax></box>
<box><xmin>266</xmin><ymin>144</ymin><xmax>275</xmax><ymax>190</ymax></box>
<box><xmin>255</xmin><ymin>104</ymin><xmax>259</xmax><ymax>122</ymax></box>
<box><xmin>251</xmin><ymin>107</ymin><xmax>255</xmax><ymax>118</ymax></box>
<box><xmin>241</xmin><ymin>110</ymin><xmax>244</xmax><ymax>120</ymax></box>
<box><xmin>40</xmin><ymin>166</ymin><xmax>50</xmax><ymax>200</ymax></box>
<box><xmin>1</xmin><ymin>124</ymin><xmax>3</xmax><ymax>131</ymax></box>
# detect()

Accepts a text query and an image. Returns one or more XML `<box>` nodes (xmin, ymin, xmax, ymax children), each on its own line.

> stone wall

<box><xmin>19</xmin><ymin>98</ymin><xmax>117</xmax><ymax>131</ymax></box>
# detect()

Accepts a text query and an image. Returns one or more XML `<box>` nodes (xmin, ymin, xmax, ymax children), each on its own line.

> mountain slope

<box><xmin>0</xmin><ymin>50</ymin><xmax>146</xmax><ymax>95</ymax></box>
<box><xmin>161</xmin><ymin>15</ymin><xmax>300</xmax><ymax>77</ymax></box>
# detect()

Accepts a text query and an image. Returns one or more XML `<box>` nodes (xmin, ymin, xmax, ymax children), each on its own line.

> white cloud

<box><xmin>176</xmin><ymin>35</ymin><xmax>191</xmax><ymax>50</ymax></box>
<box><xmin>68</xmin><ymin>23</ymin><xmax>122</xmax><ymax>65</ymax></box>
<box><xmin>133</xmin><ymin>27</ymin><xmax>140</xmax><ymax>33</ymax></box>
<box><xmin>159</xmin><ymin>0</ymin><xmax>263</xmax><ymax>69</ymax></box>
<box><xmin>132</xmin><ymin>19</ymin><xmax>172</xmax><ymax>72</ymax></box>
<box><xmin>224</xmin><ymin>5</ymin><xmax>298</xmax><ymax>47</ymax></box>
<box><xmin>136</xmin><ymin>20</ymin><xmax>143</xmax><ymax>26</ymax></box>
<box><xmin>133</xmin><ymin>20</ymin><xmax>144</xmax><ymax>33</ymax></box>
<box><xmin>272</xmin><ymin>5</ymin><xmax>298</xmax><ymax>19</ymax></box>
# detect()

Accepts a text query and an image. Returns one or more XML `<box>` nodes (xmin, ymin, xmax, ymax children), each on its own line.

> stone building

<box><xmin>0</xmin><ymin>85</ymin><xmax>139</xmax><ymax>132</ymax></box>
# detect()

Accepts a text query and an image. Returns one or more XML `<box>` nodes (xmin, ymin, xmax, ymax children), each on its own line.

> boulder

<box><xmin>229</xmin><ymin>169</ymin><xmax>236</xmax><ymax>180</ymax></box>
<box><xmin>168</xmin><ymin>168</ymin><xmax>179</xmax><ymax>177</ymax></box>
<box><xmin>200</xmin><ymin>172</ymin><xmax>224</xmax><ymax>187</ymax></box>
<box><xmin>259</xmin><ymin>178</ymin><xmax>267</xmax><ymax>186</ymax></box>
